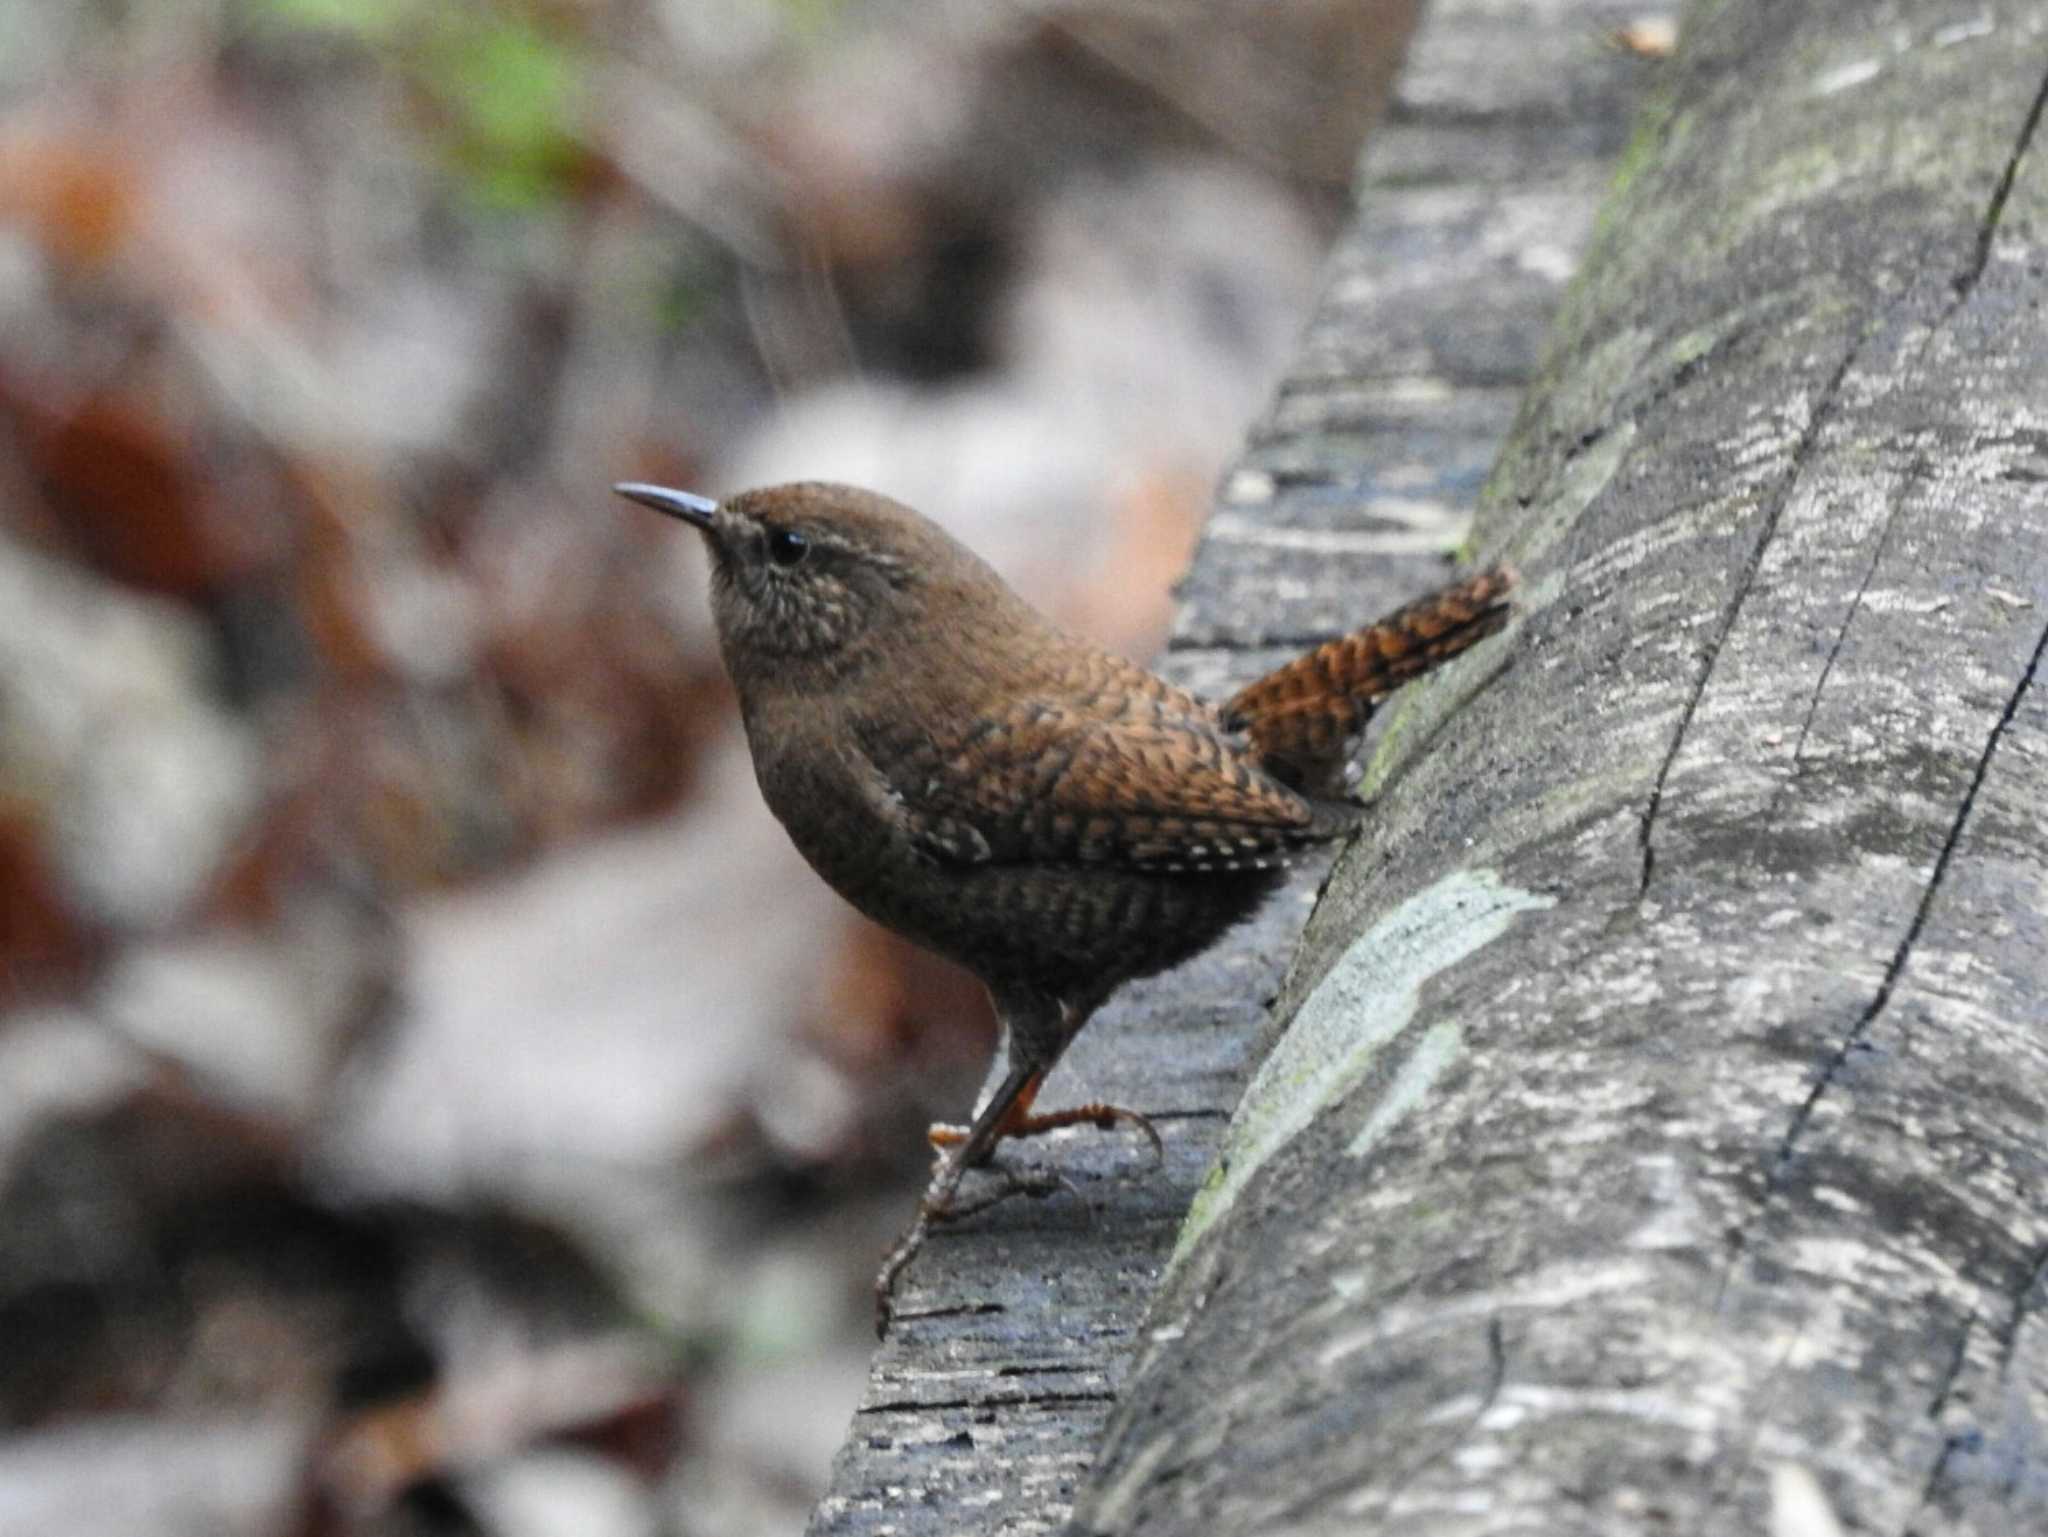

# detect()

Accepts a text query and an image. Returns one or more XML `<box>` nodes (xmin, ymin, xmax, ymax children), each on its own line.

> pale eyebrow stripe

<box><xmin>749</xmin><ymin>520</ymin><xmax>905</xmax><ymax>572</ymax></box>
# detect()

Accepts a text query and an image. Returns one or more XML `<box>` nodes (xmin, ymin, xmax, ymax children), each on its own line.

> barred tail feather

<box><xmin>1224</xmin><ymin>565</ymin><xmax>1516</xmax><ymax>791</ymax></box>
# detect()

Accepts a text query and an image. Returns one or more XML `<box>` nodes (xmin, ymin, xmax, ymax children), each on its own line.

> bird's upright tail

<box><xmin>1222</xmin><ymin>565</ymin><xmax>1516</xmax><ymax>795</ymax></box>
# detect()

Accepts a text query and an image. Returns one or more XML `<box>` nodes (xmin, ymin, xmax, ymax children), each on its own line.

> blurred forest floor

<box><xmin>0</xmin><ymin>1</ymin><xmax>1414</xmax><ymax>1532</ymax></box>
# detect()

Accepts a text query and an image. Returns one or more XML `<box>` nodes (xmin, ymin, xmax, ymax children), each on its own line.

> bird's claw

<box><xmin>872</xmin><ymin>1162</ymin><xmax>1082</xmax><ymax>1335</ymax></box>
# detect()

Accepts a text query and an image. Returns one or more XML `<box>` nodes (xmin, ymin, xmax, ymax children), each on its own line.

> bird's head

<box><xmin>615</xmin><ymin>480</ymin><xmax>1016</xmax><ymax>685</ymax></box>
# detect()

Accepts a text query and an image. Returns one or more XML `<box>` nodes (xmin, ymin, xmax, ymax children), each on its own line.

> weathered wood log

<box><xmin>1075</xmin><ymin>1</ymin><xmax>2048</xmax><ymax>1533</ymax></box>
<box><xmin>805</xmin><ymin>0</ymin><xmax>1671</xmax><ymax>1530</ymax></box>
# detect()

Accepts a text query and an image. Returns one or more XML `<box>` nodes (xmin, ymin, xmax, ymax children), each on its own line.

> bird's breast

<box><xmin>738</xmin><ymin>695</ymin><xmax>919</xmax><ymax>888</ymax></box>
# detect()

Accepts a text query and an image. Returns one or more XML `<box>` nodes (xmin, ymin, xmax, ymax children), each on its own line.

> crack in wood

<box><xmin>1926</xmin><ymin>1308</ymin><xmax>1979</xmax><ymax>1426</ymax></box>
<box><xmin>1770</xmin><ymin>612</ymin><xmax>2048</xmax><ymax>1184</ymax></box>
<box><xmin>1911</xmin><ymin>1245</ymin><xmax>2048</xmax><ymax>1530</ymax></box>
<box><xmin>1902</xmin><ymin>1277</ymin><xmax>2015</xmax><ymax>1537</ymax></box>
<box><xmin>1637</xmin><ymin>53</ymin><xmax>2047</xmax><ymax>905</ymax></box>
<box><xmin>1621</xmin><ymin>311</ymin><xmax>1772</xmax><ymax>441</ymax></box>
<box><xmin>1958</xmin><ymin>59</ymin><xmax>2048</xmax><ymax>299</ymax></box>
<box><xmin>1635</xmin><ymin>334</ymin><xmax>1866</xmax><ymax>899</ymax></box>
<box><xmin>883</xmin><ymin>1301</ymin><xmax>1007</xmax><ymax>1327</ymax></box>
<box><xmin>1774</xmin><ymin>53</ymin><xmax>2044</xmax><ymax>816</ymax></box>
<box><xmin>1994</xmin><ymin>1243</ymin><xmax>2048</xmax><ymax>1386</ymax></box>
<box><xmin>857</xmin><ymin>1390</ymin><xmax>1119</xmax><ymax>1416</ymax></box>
<box><xmin>1713</xmin><ymin>609</ymin><xmax>2048</xmax><ymax>1332</ymax></box>
<box><xmin>1421</xmin><ymin>1315</ymin><xmax>1510</xmax><ymax>1488</ymax></box>
<box><xmin>1548</xmin><ymin>308</ymin><xmax>1778</xmax><ymax>611</ymax></box>
<box><xmin>1384</xmin><ymin>1315</ymin><xmax>1509</xmax><ymax>1513</ymax></box>
<box><xmin>1909</xmin><ymin>1434</ymin><xmax>1970</xmax><ymax>1537</ymax></box>
<box><xmin>1776</xmin><ymin>453</ymin><xmax>1920</xmax><ymax>809</ymax></box>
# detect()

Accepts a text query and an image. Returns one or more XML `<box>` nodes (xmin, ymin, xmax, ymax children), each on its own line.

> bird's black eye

<box><xmin>766</xmin><ymin>527</ymin><xmax>810</xmax><ymax>568</ymax></box>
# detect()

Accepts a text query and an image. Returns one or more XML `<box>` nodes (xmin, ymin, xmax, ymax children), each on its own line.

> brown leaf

<box><xmin>15</xmin><ymin>387</ymin><xmax>253</xmax><ymax>597</ymax></box>
<box><xmin>0</xmin><ymin>800</ymin><xmax>93</xmax><ymax>1006</ymax></box>
<box><xmin>0</xmin><ymin>132</ymin><xmax>141</xmax><ymax>272</ymax></box>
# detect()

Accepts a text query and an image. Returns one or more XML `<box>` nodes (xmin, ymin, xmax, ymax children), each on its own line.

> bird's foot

<box><xmin>872</xmin><ymin>1161</ymin><xmax>1079</xmax><ymax>1336</ymax></box>
<box><xmin>946</xmin><ymin>1162</ymin><xmax>1080</xmax><ymax>1220</ymax></box>
<box><xmin>926</xmin><ymin>1101</ymin><xmax>1163</xmax><ymax>1165</ymax></box>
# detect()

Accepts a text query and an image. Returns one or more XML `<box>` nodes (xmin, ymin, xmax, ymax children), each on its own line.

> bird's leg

<box><xmin>875</xmin><ymin>1063</ymin><xmax>1043</xmax><ymax>1332</ymax></box>
<box><xmin>877</xmin><ymin>991</ymin><xmax>1155</xmax><ymax>1332</ymax></box>
<box><xmin>925</xmin><ymin>993</ymin><xmax>1161</xmax><ymax>1164</ymax></box>
<box><xmin>923</xmin><ymin>1067</ymin><xmax>1043</xmax><ymax>1161</ymax></box>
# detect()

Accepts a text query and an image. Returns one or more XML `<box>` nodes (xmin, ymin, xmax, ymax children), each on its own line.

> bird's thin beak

<box><xmin>614</xmin><ymin>481</ymin><xmax>719</xmax><ymax>530</ymax></box>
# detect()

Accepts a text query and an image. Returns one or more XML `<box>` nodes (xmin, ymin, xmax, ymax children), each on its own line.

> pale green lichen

<box><xmin>1355</xmin><ymin>687</ymin><xmax>1421</xmax><ymax>802</ymax></box>
<box><xmin>1603</xmin><ymin>88</ymin><xmax>1684</xmax><ymax>216</ymax></box>
<box><xmin>1346</xmin><ymin>1019</ymin><xmax>1464</xmax><ymax>1159</ymax></box>
<box><xmin>1171</xmin><ymin>868</ymin><xmax>1555</xmax><ymax>1269</ymax></box>
<box><xmin>1667</xmin><ymin>319</ymin><xmax>1725</xmax><ymax>368</ymax></box>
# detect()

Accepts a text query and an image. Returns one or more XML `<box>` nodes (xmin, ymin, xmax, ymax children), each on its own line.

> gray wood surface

<box><xmin>806</xmin><ymin>1</ymin><xmax>1669</xmax><ymax>1531</ymax></box>
<box><xmin>1074</xmin><ymin>2</ymin><xmax>2048</xmax><ymax>1534</ymax></box>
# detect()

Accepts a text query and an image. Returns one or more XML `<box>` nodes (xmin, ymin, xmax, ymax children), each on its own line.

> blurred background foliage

<box><xmin>0</xmin><ymin>0</ymin><xmax>1414</xmax><ymax>1531</ymax></box>
<box><xmin>256</xmin><ymin>0</ymin><xmax>592</xmax><ymax>210</ymax></box>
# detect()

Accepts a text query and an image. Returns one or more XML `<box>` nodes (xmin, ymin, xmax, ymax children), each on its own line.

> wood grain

<box><xmin>1079</xmin><ymin>2</ymin><xmax>2048</xmax><ymax>1532</ymax></box>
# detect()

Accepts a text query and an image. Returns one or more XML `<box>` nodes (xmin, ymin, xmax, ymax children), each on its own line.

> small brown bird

<box><xmin>615</xmin><ymin>480</ymin><xmax>1513</xmax><ymax>1328</ymax></box>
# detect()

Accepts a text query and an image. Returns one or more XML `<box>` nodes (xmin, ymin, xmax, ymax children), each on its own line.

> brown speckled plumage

<box><xmin>614</xmin><ymin>479</ymin><xmax>1514</xmax><ymax>1326</ymax></box>
<box><xmin>1224</xmin><ymin>566</ymin><xmax>1516</xmax><ymax>795</ymax></box>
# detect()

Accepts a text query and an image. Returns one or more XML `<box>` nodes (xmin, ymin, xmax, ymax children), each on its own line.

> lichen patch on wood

<box><xmin>1173</xmin><ymin>868</ymin><xmax>1554</xmax><ymax>1268</ymax></box>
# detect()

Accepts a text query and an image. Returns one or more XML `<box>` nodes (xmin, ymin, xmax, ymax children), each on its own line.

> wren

<box><xmin>614</xmin><ymin>480</ymin><xmax>1514</xmax><ymax>1329</ymax></box>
